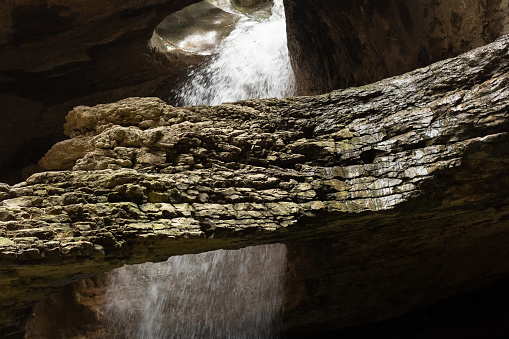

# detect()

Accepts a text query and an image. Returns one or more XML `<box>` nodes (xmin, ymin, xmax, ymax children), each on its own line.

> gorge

<box><xmin>0</xmin><ymin>0</ymin><xmax>509</xmax><ymax>338</ymax></box>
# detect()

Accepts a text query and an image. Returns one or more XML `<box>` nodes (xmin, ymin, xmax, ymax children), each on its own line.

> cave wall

<box><xmin>0</xmin><ymin>34</ymin><xmax>508</xmax><ymax>337</ymax></box>
<box><xmin>2</xmin><ymin>0</ymin><xmax>508</xmax><ymax>183</ymax></box>
<box><xmin>23</xmin><ymin>276</ymin><xmax>108</xmax><ymax>339</ymax></box>
<box><xmin>284</xmin><ymin>0</ymin><xmax>509</xmax><ymax>95</ymax></box>
<box><xmin>0</xmin><ymin>1</ymin><xmax>508</xmax><ymax>336</ymax></box>
<box><xmin>0</xmin><ymin>0</ymin><xmax>201</xmax><ymax>184</ymax></box>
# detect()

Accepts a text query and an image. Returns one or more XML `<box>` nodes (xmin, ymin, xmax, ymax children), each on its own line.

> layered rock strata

<box><xmin>0</xmin><ymin>0</ymin><xmax>202</xmax><ymax>183</ymax></box>
<box><xmin>2</xmin><ymin>0</ymin><xmax>509</xmax><ymax>184</ymax></box>
<box><xmin>0</xmin><ymin>35</ymin><xmax>508</xmax><ymax>337</ymax></box>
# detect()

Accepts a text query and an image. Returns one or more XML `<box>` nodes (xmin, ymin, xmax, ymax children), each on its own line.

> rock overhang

<box><xmin>0</xmin><ymin>34</ymin><xmax>508</xmax><ymax>337</ymax></box>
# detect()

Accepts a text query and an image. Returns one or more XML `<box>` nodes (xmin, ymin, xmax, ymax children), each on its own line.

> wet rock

<box><xmin>0</xmin><ymin>35</ymin><xmax>509</xmax><ymax>337</ymax></box>
<box><xmin>231</xmin><ymin>0</ymin><xmax>272</xmax><ymax>13</ymax></box>
<box><xmin>153</xmin><ymin>1</ymin><xmax>240</xmax><ymax>56</ymax></box>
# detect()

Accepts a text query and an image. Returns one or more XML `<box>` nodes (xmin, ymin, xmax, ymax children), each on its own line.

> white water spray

<box><xmin>177</xmin><ymin>0</ymin><xmax>295</xmax><ymax>105</ymax></box>
<box><xmin>102</xmin><ymin>3</ymin><xmax>291</xmax><ymax>337</ymax></box>
<box><xmin>103</xmin><ymin>244</ymin><xmax>287</xmax><ymax>338</ymax></box>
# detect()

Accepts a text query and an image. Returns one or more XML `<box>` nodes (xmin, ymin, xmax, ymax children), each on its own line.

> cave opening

<box><xmin>149</xmin><ymin>0</ymin><xmax>296</xmax><ymax>106</ymax></box>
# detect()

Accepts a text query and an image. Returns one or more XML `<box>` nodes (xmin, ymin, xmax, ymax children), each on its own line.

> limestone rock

<box><xmin>0</xmin><ymin>34</ymin><xmax>508</xmax><ymax>337</ymax></box>
<box><xmin>38</xmin><ymin>137</ymin><xmax>93</xmax><ymax>171</ymax></box>
<box><xmin>0</xmin><ymin>0</ymin><xmax>202</xmax><ymax>183</ymax></box>
<box><xmin>152</xmin><ymin>1</ymin><xmax>240</xmax><ymax>55</ymax></box>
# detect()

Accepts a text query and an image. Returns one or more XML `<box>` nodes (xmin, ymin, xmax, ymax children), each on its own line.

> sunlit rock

<box><xmin>151</xmin><ymin>1</ymin><xmax>239</xmax><ymax>56</ymax></box>
<box><xmin>1</xmin><ymin>34</ymin><xmax>508</xmax><ymax>338</ymax></box>
<box><xmin>151</xmin><ymin>0</ymin><xmax>275</xmax><ymax>58</ymax></box>
<box><xmin>230</xmin><ymin>0</ymin><xmax>273</xmax><ymax>18</ymax></box>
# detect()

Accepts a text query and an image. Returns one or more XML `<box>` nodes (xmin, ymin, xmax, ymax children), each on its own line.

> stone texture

<box><xmin>152</xmin><ymin>1</ymin><xmax>240</xmax><ymax>56</ymax></box>
<box><xmin>0</xmin><ymin>0</ymin><xmax>202</xmax><ymax>184</ymax></box>
<box><xmin>0</xmin><ymin>35</ymin><xmax>508</xmax><ymax>337</ymax></box>
<box><xmin>21</xmin><ymin>275</ymin><xmax>108</xmax><ymax>339</ymax></box>
<box><xmin>284</xmin><ymin>0</ymin><xmax>509</xmax><ymax>95</ymax></box>
<box><xmin>2</xmin><ymin>0</ymin><xmax>509</xmax><ymax>185</ymax></box>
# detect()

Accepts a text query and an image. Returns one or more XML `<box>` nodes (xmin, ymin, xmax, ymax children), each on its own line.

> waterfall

<box><xmin>102</xmin><ymin>244</ymin><xmax>287</xmax><ymax>338</ymax></box>
<box><xmin>176</xmin><ymin>0</ymin><xmax>296</xmax><ymax>105</ymax></box>
<box><xmin>102</xmin><ymin>2</ymin><xmax>291</xmax><ymax>337</ymax></box>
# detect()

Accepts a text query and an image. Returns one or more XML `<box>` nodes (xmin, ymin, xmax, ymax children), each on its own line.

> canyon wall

<box><xmin>1</xmin><ymin>35</ymin><xmax>508</xmax><ymax>337</ymax></box>
<box><xmin>0</xmin><ymin>0</ymin><xmax>201</xmax><ymax>184</ymax></box>
<box><xmin>284</xmin><ymin>0</ymin><xmax>509</xmax><ymax>94</ymax></box>
<box><xmin>2</xmin><ymin>0</ymin><xmax>509</xmax><ymax>183</ymax></box>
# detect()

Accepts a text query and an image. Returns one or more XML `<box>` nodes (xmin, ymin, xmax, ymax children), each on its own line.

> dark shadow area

<box><xmin>298</xmin><ymin>277</ymin><xmax>509</xmax><ymax>338</ymax></box>
<box><xmin>284</xmin><ymin>0</ymin><xmax>509</xmax><ymax>95</ymax></box>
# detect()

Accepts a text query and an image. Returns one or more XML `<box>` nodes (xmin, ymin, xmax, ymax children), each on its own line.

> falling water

<box><xmin>102</xmin><ymin>2</ymin><xmax>291</xmax><ymax>337</ymax></box>
<box><xmin>102</xmin><ymin>244</ymin><xmax>287</xmax><ymax>338</ymax></box>
<box><xmin>176</xmin><ymin>0</ymin><xmax>296</xmax><ymax>105</ymax></box>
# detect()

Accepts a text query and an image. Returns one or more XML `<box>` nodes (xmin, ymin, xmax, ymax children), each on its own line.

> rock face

<box><xmin>1</xmin><ymin>35</ymin><xmax>508</xmax><ymax>337</ymax></box>
<box><xmin>0</xmin><ymin>0</ymin><xmax>202</xmax><ymax>184</ymax></box>
<box><xmin>2</xmin><ymin>0</ymin><xmax>509</xmax><ymax>184</ymax></box>
<box><xmin>23</xmin><ymin>276</ymin><xmax>109</xmax><ymax>339</ymax></box>
<box><xmin>152</xmin><ymin>1</ymin><xmax>239</xmax><ymax>56</ymax></box>
<box><xmin>284</xmin><ymin>0</ymin><xmax>509</xmax><ymax>95</ymax></box>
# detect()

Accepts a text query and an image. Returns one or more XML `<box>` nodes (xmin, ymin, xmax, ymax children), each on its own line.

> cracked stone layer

<box><xmin>0</xmin><ymin>35</ymin><xmax>508</xmax><ymax>337</ymax></box>
<box><xmin>0</xmin><ymin>0</ymin><xmax>203</xmax><ymax>184</ymax></box>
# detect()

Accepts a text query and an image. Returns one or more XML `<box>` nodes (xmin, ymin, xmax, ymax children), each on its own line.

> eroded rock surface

<box><xmin>152</xmin><ymin>1</ymin><xmax>240</xmax><ymax>56</ymax></box>
<box><xmin>2</xmin><ymin>0</ymin><xmax>509</xmax><ymax>184</ymax></box>
<box><xmin>0</xmin><ymin>35</ymin><xmax>508</xmax><ymax>337</ymax></box>
<box><xmin>285</xmin><ymin>0</ymin><xmax>509</xmax><ymax>94</ymax></box>
<box><xmin>0</xmin><ymin>0</ymin><xmax>202</xmax><ymax>184</ymax></box>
